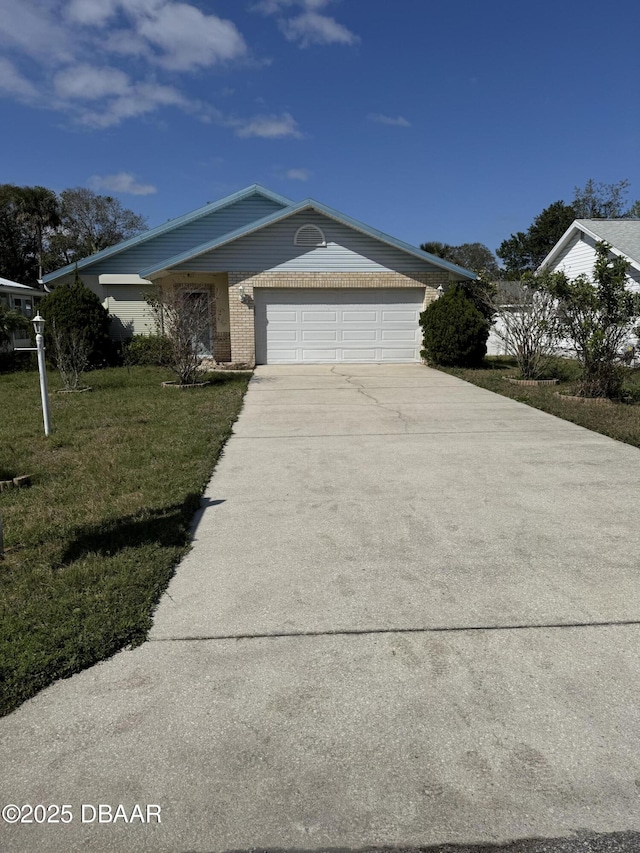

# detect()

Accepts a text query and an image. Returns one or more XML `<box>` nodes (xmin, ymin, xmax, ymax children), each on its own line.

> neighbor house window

<box><xmin>294</xmin><ymin>224</ymin><xmax>326</xmax><ymax>247</ymax></box>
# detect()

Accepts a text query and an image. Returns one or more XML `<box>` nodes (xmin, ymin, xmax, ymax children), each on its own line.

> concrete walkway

<box><xmin>1</xmin><ymin>364</ymin><xmax>640</xmax><ymax>852</ymax></box>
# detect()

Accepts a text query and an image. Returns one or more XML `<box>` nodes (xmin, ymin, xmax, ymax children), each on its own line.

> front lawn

<box><xmin>437</xmin><ymin>356</ymin><xmax>640</xmax><ymax>448</ymax></box>
<box><xmin>0</xmin><ymin>365</ymin><xmax>249</xmax><ymax>716</ymax></box>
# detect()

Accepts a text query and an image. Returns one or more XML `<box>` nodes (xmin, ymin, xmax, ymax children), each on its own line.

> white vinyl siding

<box><xmin>104</xmin><ymin>285</ymin><xmax>157</xmax><ymax>340</ymax></box>
<box><xmin>85</xmin><ymin>196</ymin><xmax>285</xmax><ymax>276</ymax></box>
<box><xmin>552</xmin><ymin>232</ymin><xmax>640</xmax><ymax>291</ymax></box>
<box><xmin>177</xmin><ymin>212</ymin><xmax>440</xmax><ymax>274</ymax></box>
<box><xmin>254</xmin><ymin>288</ymin><xmax>424</xmax><ymax>364</ymax></box>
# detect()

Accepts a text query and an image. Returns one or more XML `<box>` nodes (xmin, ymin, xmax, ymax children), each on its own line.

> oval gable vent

<box><xmin>294</xmin><ymin>224</ymin><xmax>326</xmax><ymax>247</ymax></box>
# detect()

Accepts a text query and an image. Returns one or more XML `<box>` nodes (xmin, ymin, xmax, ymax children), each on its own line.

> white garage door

<box><xmin>254</xmin><ymin>288</ymin><xmax>424</xmax><ymax>364</ymax></box>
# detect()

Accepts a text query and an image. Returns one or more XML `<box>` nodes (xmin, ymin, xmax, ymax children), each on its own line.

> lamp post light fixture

<box><xmin>12</xmin><ymin>313</ymin><xmax>51</xmax><ymax>436</ymax></box>
<box><xmin>32</xmin><ymin>314</ymin><xmax>51</xmax><ymax>436</ymax></box>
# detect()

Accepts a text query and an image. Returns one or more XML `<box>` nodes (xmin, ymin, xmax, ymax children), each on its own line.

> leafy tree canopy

<box><xmin>497</xmin><ymin>179</ymin><xmax>640</xmax><ymax>279</ymax></box>
<box><xmin>421</xmin><ymin>240</ymin><xmax>501</xmax><ymax>277</ymax></box>
<box><xmin>497</xmin><ymin>200</ymin><xmax>576</xmax><ymax>277</ymax></box>
<box><xmin>0</xmin><ymin>184</ymin><xmax>147</xmax><ymax>286</ymax></box>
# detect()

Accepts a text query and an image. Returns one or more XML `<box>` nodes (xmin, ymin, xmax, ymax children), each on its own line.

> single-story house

<box><xmin>42</xmin><ymin>185</ymin><xmax>476</xmax><ymax>366</ymax></box>
<box><xmin>538</xmin><ymin>218</ymin><xmax>640</xmax><ymax>291</ymax></box>
<box><xmin>0</xmin><ymin>276</ymin><xmax>40</xmax><ymax>352</ymax></box>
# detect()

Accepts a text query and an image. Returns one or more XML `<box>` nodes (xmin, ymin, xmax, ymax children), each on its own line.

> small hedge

<box><xmin>420</xmin><ymin>285</ymin><xmax>489</xmax><ymax>367</ymax></box>
<box><xmin>40</xmin><ymin>277</ymin><xmax>112</xmax><ymax>368</ymax></box>
<box><xmin>123</xmin><ymin>334</ymin><xmax>173</xmax><ymax>366</ymax></box>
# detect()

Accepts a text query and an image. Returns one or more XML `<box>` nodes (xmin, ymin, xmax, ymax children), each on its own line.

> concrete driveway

<box><xmin>1</xmin><ymin>364</ymin><xmax>640</xmax><ymax>853</ymax></box>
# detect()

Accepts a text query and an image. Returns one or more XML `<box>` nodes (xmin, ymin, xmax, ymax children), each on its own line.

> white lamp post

<box><xmin>32</xmin><ymin>314</ymin><xmax>51</xmax><ymax>436</ymax></box>
<box><xmin>12</xmin><ymin>313</ymin><xmax>51</xmax><ymax>436</ymax></box>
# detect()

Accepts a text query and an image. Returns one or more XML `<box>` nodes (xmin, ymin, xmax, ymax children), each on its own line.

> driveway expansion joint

<box><xmin>150</xmin><ymin>618</ymin><xmax>640</xmax><ymax>643</ymax></box>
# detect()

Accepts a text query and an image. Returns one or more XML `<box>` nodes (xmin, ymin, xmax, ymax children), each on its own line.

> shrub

<box><xmin>489</xmin><ymin>280</ymin><xmax>561</xmax><ymax>379</ymax></box>
<box><xmin>420</xmin><ymin>285</ymin><xmax>489</xmax><ymax>367</ymax></box>
<box><xmin>41</xmin><ymin>272</ymin><xmax>111</xmax><ymax>368</ymax></box>
<box><xmin>123</xmin><ymin>334</ymin><xmax>173</xmax><ymax>366</ymax></box>
<box><xmin>545</xmin><ymin>242</ymin><xmax>640</xmax><ymax>398</ymax></box>
<box><xmin>145</xmin><ymin>287</ymin><xmax>211</xmax><ymax>385</ymax></box>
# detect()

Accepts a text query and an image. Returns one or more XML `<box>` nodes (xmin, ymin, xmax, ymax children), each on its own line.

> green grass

<box><xmin>437</xmin><ymin>356</ymin><xmax>640</xmax><ymax>448</ymax></box>
<box><xmin>0</xmin><ymin>365</ymin><xmax>249</xmax><ymax>716</ymax></box>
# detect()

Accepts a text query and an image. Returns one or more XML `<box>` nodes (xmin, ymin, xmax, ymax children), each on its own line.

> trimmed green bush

<box><xmin>420</xmin><ymin>285</ymin><xmax>489</xmax><ymax>367</ymax></box>
<box><xmin>123</xmin><ymin>334</ymin><xmax>173</xmax><ymax>366</ymax></box>
<box><xmin>41</xmin><ymin>275</ymin><xmax>112</xmax><ymax>367</ymax></box>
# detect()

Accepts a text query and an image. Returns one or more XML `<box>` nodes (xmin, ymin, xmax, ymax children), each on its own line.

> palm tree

<box><xmin>17</xmin><ymin>187</ymin><xmax>60</xmax><ymax>280</ymax></box>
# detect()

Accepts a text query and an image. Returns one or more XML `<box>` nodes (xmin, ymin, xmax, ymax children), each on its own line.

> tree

<box><xmin>0</xmin><ymin>185</ymin><xmax>38</xmax><ymax>284</ymax></box>
<box><xmin>497</xmin><ymin>201</ymin><xmax>576</xmax><ymax>277</ymax></box>
<box><xmin>497</xmin><ymin>179</ymin><xmax>640</xmax><ymax>279</ymax></box>
<box><xmin>420</xmin><ymin>286</ymin><xmax>489</xmax><ymax>367</ymax></box>
<box><xmin>421</xmin><ymin>240</ymin><xmax>501</xmax><ymax>277</ymax></box>
<box><xmin>544</xmin><ymin>242</ymin><xmax>640</xmax><ymax>398</ymax></box>
<box><xmin>146</xmin><ymin>286</ymin><xmax>211</xmax><ymax>385</ymax></box>
<box><xmin>490</xmin><ymin>278</ymin><xmax>561</xmax><ymax>379</ymax></box>
<box><xmin>571</xmin><ymin>179</ymin><xmax>637</xmax><ymax>219</ymax></box>
<box><xmin>40</xmin><ymin>270</ymin><xmax>112</xmax><ymax>369</ymax></box>
<box><xmin>43</xmin><ymin>188</ymin><xmax>147</xmax><ymax>269</ymax></box>
<box><xmin>17</xmin><ymin>187</ymin><xmax>60</xmax><ymax>280</ymax></box>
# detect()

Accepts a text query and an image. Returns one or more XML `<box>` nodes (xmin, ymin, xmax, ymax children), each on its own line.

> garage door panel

<box><xmin>343</xmin><ymin>348</ymin><xmax>377</xmax><ymax>360</ymax></box>
<box><xmin>302</xmin><ymin>330</ymin><xmax>338</xmax><ymax>341</ymax></box>
<box><xmin>382</xmin><ymin>309</ymin><xmax>418</xmax><ymax>323</ymax></box>
<box><xmin>381</xmin><ymin>348</ymin><xmax>417</xmax><ymax>360</ymax></box>
<box><xmin>269</xmin><ymin>330</ymin><xmax>298</xmax><ymax>342</ymax></box>
<box><xmin>343</xmin><ymin>310</ymin><xmax>377</xmax><ymax>323</ymax></box>
<box><xmin>255</xmin><ymin>288</ymin><xmax>423</xmax><ymax>364</ymax></box>
<box><xmin>269</xmin><ymin>310</ymin><xmax>298</xmax><ymax>323</ymax></box>
<box><xmin>302</xmin><ymin>349</ymin><xmax>338</xmax><ymax>361</ymax></box>
<box><xmin>269</xmin><ymin>350</ymin><xmax>300</xmax><ymax>362</ymax></box>
<box><xmin>302</xmin><ymin>310</ymin><xmax>337</xmax><ymax>323</ymax></box>
<box><xmin>381</xmin><ymin>329</ymin><xmax>418</xmax><ymax>341</ymax></box>
<box><xmin>343</xmin><ymin>330</ymin><xmax>377</xmax><ymax>341</ymax></box>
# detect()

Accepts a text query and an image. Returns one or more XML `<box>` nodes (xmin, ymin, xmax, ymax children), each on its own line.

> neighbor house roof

<box><xmin>538</xmin><ymin>219</ymin><xmax>640</xmax><ymax>273</ymax></box>
<box><xmin>41</xmin><ymin>185</ymin><xmax>294</xmax><ymax>285</ymax></box>
<box><xmin>0</xmin><ymin>276</ymin><xmax>40</xmax><ymax>293</ymax></box>
<box><xmin>43</xmin><ymin>185</ymin><xmax>477</xmax><ymax>285</ymax></box>
<box><xmin>138</xmin><ymin>196</ymin><xmax>477</xmax><ymax>281</ymax></box>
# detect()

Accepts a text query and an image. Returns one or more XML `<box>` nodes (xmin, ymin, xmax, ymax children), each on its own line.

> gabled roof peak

<box><xmin>42</xmin><ymin>184</ymin><xmax>294</xmax><ymax>284</ymax></box>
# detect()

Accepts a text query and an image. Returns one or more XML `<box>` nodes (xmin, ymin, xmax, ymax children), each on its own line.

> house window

<box><xmin>294</xmin><ymin>224</ymin><xmax>326</xmax><ymax>247</ymax></box>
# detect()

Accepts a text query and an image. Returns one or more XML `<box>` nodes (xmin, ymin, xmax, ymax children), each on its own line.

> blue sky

<box><xmin>1</xmin><ymin>0</ymin><xmax>638</xmax><ymax>258</ymax></box>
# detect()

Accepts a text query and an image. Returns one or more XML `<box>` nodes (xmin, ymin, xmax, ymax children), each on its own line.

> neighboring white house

<box><xmin>488</xmin><ymin>220</ymin><xmax>640</xmax><ymax>358</ymax></box>
<box><xmin>0</xmin><ymin>277</ymin><xmax>39</xmax><ymax>352</ymax></box>
<box><xmin>42</xmin><ymin>185</ymin><xmax>477</xmax><ymax>366</ymax></box>
<box><xmin>538</xmin><ymin>219</ymin><xmax>640</xmax><ymax>290</ymax></box>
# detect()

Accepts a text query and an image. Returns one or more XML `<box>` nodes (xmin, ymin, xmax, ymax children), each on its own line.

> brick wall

<box><xmin>227</xmin><ymin>271</ymin><xmax>446</xmax><ymax>366</ymax></box>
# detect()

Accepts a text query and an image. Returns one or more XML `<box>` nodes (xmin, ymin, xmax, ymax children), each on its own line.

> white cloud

<box><xmin>0</xmin><ymin>0</ymin><xmax>73</xmax><ymax>62</ymax></box>
<box><xmin>53</xmin><ymin>64</ymin><xmax>131</xmax><ymax>100</ymax></box>
<box><xmin>136</xmin><ymin>3</ymin><xmax>247</xmax><ymax>71</ymax></box>
<box><xmin>77</xmin><ymin>81</ymin><xmax>190</xmax><ymax>128</ymax></box>
<box><xmin>367</xmin><ymin>113</ymin><xmax>411</xmax><ymax>127</ymax></box>
<box><xmin>285</xmin><ymin>168</ymin><xmax>311</xmax><ymax>180</ymax></box>
<box><xmin>234</xmin><ymin>112</ymin><xmax>303</xmax><ymax>139</ymax></box>
<box><xmin>0</xmin><ymin>58</ymin><xmax>39</xmax><ymax>99</ymax></box>
<box><xmin>253</xmin><ymin>0</ymin><xmax>358</xmax><ymax>47</ymax></box>
<box><xmin>253</xmin><ymin>0</ymin><xmax>332</xmax><ymax>12</ymax></box>
<box><xmin>282</xmin><ymin>11</ymin><xmax>357</xmax><ymax>46</ymax></box>
<box><xmin>65</xmin><ymin>0</ymin><xmax>120</xmax><ymax>26</ymax></box>
<box><xmin>0</xmin><ymin>0</ymin><xmax>302</xmax><ymax>137</ymax></box>
<box><xmin>88</xmin><ymin>171</ymin><xmax>157</xmax><ymax>195</ymax></box>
